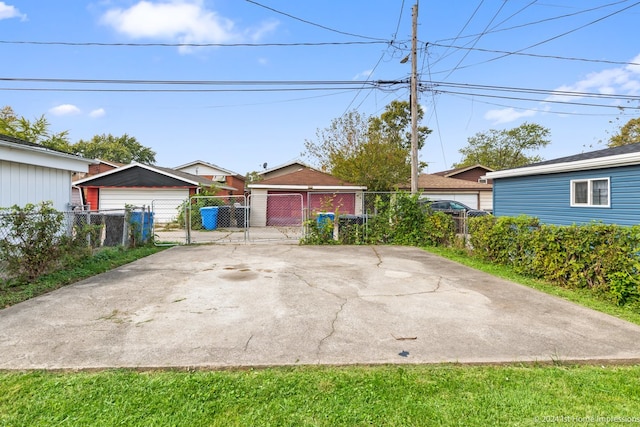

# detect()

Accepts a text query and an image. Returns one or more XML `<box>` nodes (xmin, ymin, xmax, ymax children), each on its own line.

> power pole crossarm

<box><xmin>410</xmin><ymin>3</ymin><xmax>419</xmax><ymax>194</ymax></box>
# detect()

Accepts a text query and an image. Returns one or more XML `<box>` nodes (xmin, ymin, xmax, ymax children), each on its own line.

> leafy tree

<box><xmin>608</xmin><ymin>117</ymin><xmax>640</xmax><ymax>147</ymax></box>
<box><xmin>303</xmin><ymin>101</ymin><xmax>431</xmax><ymax>191</ymax></box>
<box><xmin>454</xmin><ymin>122</ymin><xmax>551</xmax><ymax>170</ymax></box>
<box><xmin>331</xmin><ymin>132</ymin><xmax>411</xmax><ymax>191</ymax></box>
<box><xmin>0</xmin><ymin>105</ymin><xmax>72</xmax><ymax>151</ymax></box>
<box><xmin>73</xmin><ymin>133</ymin><xmax>156</xmax><ymax>164</ymax></box>
<box><xmin>368</xmin><ymin>100</ymin><xmax>430</xmax><ymax>152</ymax></box>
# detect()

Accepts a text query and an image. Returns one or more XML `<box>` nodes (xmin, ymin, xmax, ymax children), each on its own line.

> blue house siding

<box><xmin>493</xmin><ymin>164</ymin><xmax>640</xmax><ymax>226</ymax></box>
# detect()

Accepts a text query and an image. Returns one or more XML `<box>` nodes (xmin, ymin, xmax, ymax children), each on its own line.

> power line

<box><xmin>441</xmin><ymin>1</ymin><xmax>508</xmax><ymax>81</ymax></box>
<box><xmin>444</xmin><ymin>91</ymin><xmax>636</xmax><ymax>117</ymax></box>
<box><xmin>0</xmin><ymin>87</ymin><xmax>385</xmax><ymax>93</ymax></box>
<box><xmin>428</xmin><ymin>43</ymin><xmax>640</xmax><ymax>67</ymax></box>
<box><xmin>434</xmin><ymin>0</ymin><xmax>631</xmax><ymax>44</ymax></box>
<box><xmin>244</xmin><ymin>0</ymin><xmax>388</xmax><ymax>42</ymax></box>
<box><xmin>0</xmin><ymin>77</ymin><xmax>401</xmax><ymax>86</ymax></box>
<box><xmin>429</xmin><ymin>88</ymin><xmax>640</xmax><ymax>110</ymax></box>
<box><xmin>434</xmin><ymin>0</ymin><xmax>640</xmax><ymax>75</ymax></box>
<box><xmin>0</xmin><ymin>40</ymin><xmax>389</xmax><ymax>47</ymax></box>
<box><xmin>427</xmin><ymin>80</ymin><xmax>640</xmax><ymax>102</ymax></box>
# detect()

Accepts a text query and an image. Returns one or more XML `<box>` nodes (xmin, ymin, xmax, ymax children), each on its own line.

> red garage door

<box><xmin>265</xmin><ymin>192</ymin><xmax>304</xmax><ymax>226</ymax></box>
<box><xmin>308</xmin><ymin>192</ymin><xmax>356</xmax><ymax>216</ymax></box>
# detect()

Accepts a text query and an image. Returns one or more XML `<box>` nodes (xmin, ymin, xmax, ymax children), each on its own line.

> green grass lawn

<box><xmin>2</xmin><ymin>244</ymin><xmax>640</xmax><ymax>426</ymax></box>
<box><xmin>1</xmin><ymin>365</ymin><xmax>640</xmax><ymax>426</ymax></box>
<box><xmin>0</xmin><ymin>245</ymin><xmax>166</xmax><ymax>308</ymax></box>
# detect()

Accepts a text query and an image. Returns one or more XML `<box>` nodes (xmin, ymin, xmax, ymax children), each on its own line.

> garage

<box><xmin>99</xmin><ymin>188</ymin><xmax>189</xmax><ymax>224</ymax></box>
<box><xmin>74</xmin><ymin>163</ymin><xmax>234</xmax><ymax>225</ymax></box>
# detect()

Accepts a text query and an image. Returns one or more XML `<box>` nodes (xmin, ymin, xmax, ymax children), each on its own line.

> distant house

<box><xmin>0</xmin><ymin>134</ymin><xmax>95</xmax><ymax>211</ymax></box>
<box><xmin>484</xmin><ymin>143</ymin><xmax>640</xmax><ymax>226</ymax></box>
<box><xmin>247</xmin><ymin>166</ymin><xmax>367</xmax><ymax>226</ymax></box>
<box><xmin>74</xmin><ymin>162</ymin><xmax>236</xmax><ymax>223</ymax></box>
<box><xmin>398</xmin><ymin>173</ymin><xmax>493</xmax><ymax>211</ymax></box>
<box><xmin>433</xmin><ymin>164</ymin><xmax>494</xmax><ymax>184</ymax></box>
<box><xmin>174</xmin><ymin>160</ymin><xmax>245</xmax><ymax>195</ymax></box>
<box><xmin>73</xmin><ymin>159</ymin><xmax>124</xmax><ymax>180</ymax></box>
<box><xmin>256</xmin><ymin>160</ymin><xmax>310</xmax><ymax>181</ymax></box>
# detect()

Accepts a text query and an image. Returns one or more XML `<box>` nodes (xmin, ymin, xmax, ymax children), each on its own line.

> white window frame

<box><xmin>570</xmin><ymin>177</ymin><xmax>610</xmax><ymax>208</ymax></box>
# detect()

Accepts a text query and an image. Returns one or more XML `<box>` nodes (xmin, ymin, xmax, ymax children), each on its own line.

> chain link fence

<box><xmin>0</xmin><ymin>205</ymin><xmax>157</xmax><ymax>282</ymax></box>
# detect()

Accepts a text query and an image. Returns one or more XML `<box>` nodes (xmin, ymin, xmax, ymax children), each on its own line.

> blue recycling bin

<box><xmin>317</xmin><ymin>212</ymin><xmax>335</xmax><ymax>228</ymax></box>
<box><xmin>129</xmin><ymin>211</ymin><xmax>154</xmax><ymax>242</ymax></box>
<box><xmin>200</xmin><ymin>206</ymin><xmax>219</xmax><ymax>230</ymax></box>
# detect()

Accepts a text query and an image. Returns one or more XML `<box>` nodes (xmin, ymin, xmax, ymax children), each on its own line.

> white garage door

<box><xmin>420</xmin><ymin>193</ymin><xmax>479</xmax><ymax>209</ymax></box>
<box><xmin>100</xmin><ymin>188</ymin><xmax>188</xmax><ymax>224</ymax></box>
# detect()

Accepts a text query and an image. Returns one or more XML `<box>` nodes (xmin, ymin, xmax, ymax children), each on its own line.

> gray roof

<box><xmin>525</xmin><ymin>142</ymin><xmax>640</xmax><ymax>168</ymax></box>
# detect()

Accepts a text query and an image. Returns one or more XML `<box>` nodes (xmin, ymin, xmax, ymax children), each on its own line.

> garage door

<box><xmin>420</xmin><ymin>193</ymin><xmax>479</xmax><ymax>209</ymax></box>
<box><xmin>99</xmin><ymin>188</ymin><xmax>189</xmax><ymax>224</ymax></box>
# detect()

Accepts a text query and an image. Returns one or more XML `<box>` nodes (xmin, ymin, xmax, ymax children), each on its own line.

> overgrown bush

<box><xmin>0</xmin><ymin>202</ymin><xmax>92</xmax><ymax>284</ymax></box>
<box><xmin>302</xmin><ymin>192</ymin><xmax>455</xmax><ymax>247</ymax></box>
<box><xmin>469</xmin><ymin>215</ymin><xmax>640</xmax><ymax>306</ymax></box>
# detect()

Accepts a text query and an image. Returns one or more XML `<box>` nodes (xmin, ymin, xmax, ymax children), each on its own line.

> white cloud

<box><xmin>49</xmin><ymin>104</ymin><xmax>81</xmax><ymax>116</ymax></box>
<box><xmin>0</xmin><ymin>2</ymin><xmax>26</xmax><ymax>20</ymax></box>
<box><xmin>100</xmin><ymin>0</ymin><xmax>277</xmax><ymax>53</ymax></box>
<box><xmin>625</xmin><ymin>53</ymin><xmax>640</xmax><ymax>74</ymax></box>
<box><xmin>546</xmin><ymin>57</ymin><xmax>640</xmax><ymax>103</ymax></box>
<box><xmin>485</xmin><ymin>53</ymin><xmax>640</xmax><ymax>125</ymax></box>
<box><xmin>89</xmin><ymin>108</ymin><xmax>106</xmax><ymax>118</ymax></box>
<box><xmin>353</xmin><ymin>69</ymin><xmax>373</xmax><ymax>80</ymax></box>
<box><xmin>484</xmin><ymin>108</ymin><xmax>536</xmax><ymax>124</ymax></box>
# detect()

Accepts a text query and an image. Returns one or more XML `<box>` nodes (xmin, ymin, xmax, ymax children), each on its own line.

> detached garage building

<box><xmin>247</xmin><ymin>166</ymin><xmax>367</xmax><ymax>226</ymax></box>
<box><xmin>74</xmin><ymin>162</ymin><xmax>235</xmax><ymax>224</ymax></box>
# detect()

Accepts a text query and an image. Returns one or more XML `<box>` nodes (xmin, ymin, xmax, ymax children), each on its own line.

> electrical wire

<box><xmin>244</xmin><ymin>0</ymin><xmax>387</xmax><ymax>41</ymax></box>
<box><xmin>430</xmin><ymin>88</ymin><xmax>640</xmax><ymax>110</ymax></box>
<box><xmin>434</xmin><ymin>0</ymin><xmax>631</xmax><ymax>44</ymax></box>
<box><xmin>428</xmin><ymin>43</ymin><xmax>640</xmax><ymax>67</ymax></box>
<box><xmin>0</xmin><ymin>40</ymin><xmax>389</xmax><ymax>48</ymax></box>
<box><xmin>441</xmin><ymin>1</ymin><xmax>508</xmax><ymax>81</ymax></box>
<box><xmin>433</xmin><ymin>0</ymin><xmax>640</xmax><ymax>75</ymax></box>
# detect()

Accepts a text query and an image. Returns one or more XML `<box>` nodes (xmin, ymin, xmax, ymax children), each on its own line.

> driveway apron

<box><xmin>1</xmin><ymin>245</ymin><xmax>640</xmax><ymax>370</ymax></box>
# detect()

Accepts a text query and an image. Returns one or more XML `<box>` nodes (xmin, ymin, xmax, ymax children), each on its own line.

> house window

<box><xmin>570</xmin><ymin>178</ymin><xmax>610</xmax><ymax>207</ymax></box>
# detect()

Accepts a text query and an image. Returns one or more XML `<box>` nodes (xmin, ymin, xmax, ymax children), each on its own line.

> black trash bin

<box><xmin>234</xmin><ymin>206</ymin><xmax>250</xmax><ymax>227</ymax></box>
<box><xmin>217</xmin><ymin>205</ymin><xmax>231</xmax><ymax>228</ymax></box>
<box><xmin>338</xmin><ymin>214</ymin><xmax>367</xmax><ymax>243</ymax></box>
<box><xmin>104</xmin><ymin>213</ymin><xmax>125</xmax><ymax>246</ymax></box>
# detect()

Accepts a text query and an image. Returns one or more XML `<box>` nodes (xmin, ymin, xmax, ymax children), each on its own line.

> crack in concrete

<box><xmin>244</xmin><ymin>334</ymin><xmax>253</xmax><ymax>351</ymax></box>
<box><xmin>317</xmin><ymin>299</ymin><xmax>347</xmax><ymax>354</ymax></box>
<box><xmin>370</xmin><ymin>246</ymin><xmax>383</xmax><ymax>267</ymax></box>
<box><xmin>292</xmin><ymin>270</ymin><xmax>349</xmax><ymax>356</ymax></box>
<box><xmin>362</xmin><ymin>277</ymin><xmax>443</xmax><ymax>298</ymax></box>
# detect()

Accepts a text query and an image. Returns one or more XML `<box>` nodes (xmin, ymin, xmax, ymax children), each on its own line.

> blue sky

<box><xmin>2</xmin><ymin>1</ymin><xmax>640</xmax><ymax>175</ymax></box>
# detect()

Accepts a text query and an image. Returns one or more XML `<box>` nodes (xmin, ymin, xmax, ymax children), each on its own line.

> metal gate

<box><xmin>153</xmin><ymin>194</ymin><xmax>304</xmax><ymax>244</ymax></box>
<box><xmin>246</xmin><ymin>193</ymin><xmax>304</xmax><ymax>243</ymax></box>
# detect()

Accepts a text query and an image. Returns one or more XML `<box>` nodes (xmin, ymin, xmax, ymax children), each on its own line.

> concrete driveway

<box><xmin>1</xmin><ymin>244</ymin><xmax>640</xmax><ymax>370</ymax></box>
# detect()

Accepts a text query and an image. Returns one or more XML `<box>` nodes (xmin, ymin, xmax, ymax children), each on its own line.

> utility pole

<box><xmin>410</xmin><ymin>2</ymin><xmax>419</xmax><ymax>194</ymax></box>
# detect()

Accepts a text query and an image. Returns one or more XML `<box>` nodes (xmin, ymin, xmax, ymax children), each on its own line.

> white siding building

<box><xmin>0</xmin><ymin>135</ymin><xmax>95</xmax><ymax>211</ymax></box>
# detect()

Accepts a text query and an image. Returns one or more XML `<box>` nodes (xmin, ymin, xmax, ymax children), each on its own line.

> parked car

<box><xmin>419</xmin><ymin>199</ymin><xmax>490</xmax><ymax>217</ymax></box>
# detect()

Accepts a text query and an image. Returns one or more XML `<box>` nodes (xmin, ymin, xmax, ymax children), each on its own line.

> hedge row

<box><xmin>302</xmin><ymin>192</ymin><xmax>457</xmax><ymax>247</ymax></box>
<box><xmin>468</xmin><ymin>215</ymin><xmax>640</xmax><ymax>305</ymax></box>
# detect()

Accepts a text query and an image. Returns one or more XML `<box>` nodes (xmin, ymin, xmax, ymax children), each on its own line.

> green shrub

<box><xmin>0</xmin><ymin>202</ymin><xmax>76</xmax><ymax>283</ymax></box>
<box><xmin>301</xmin><ymin>192</ymin><xmax>455</xmax><ymax>247</ymax></box>
<box><xmin>469</xmin><ymin>215</ymin><xmax>640</xmax><ymax>307</ymax></box>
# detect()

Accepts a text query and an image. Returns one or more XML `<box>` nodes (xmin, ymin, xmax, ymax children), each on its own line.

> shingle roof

<box><xmin>256</xmin><ymin>167</ymin><xmax>359</xmax><ymax>186</ymax></box>
<box><xmin>398</xmin><ymin>174</ymin><xmax>493</xmax><ymax>190</ymax></box>
<box><xmin>433</xmin><ymin>164</ymin><xmax>494</xmax><ymax>177</ymax></box>
<box><xmin>0</xmin><ymin>133</ymin><xmax>77</xmax><ymax>156</ymax></box>
<box><xmin>521</xmin><ymin>142</ymin><xmax>640</xmax><ymax>168</ymax></box>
